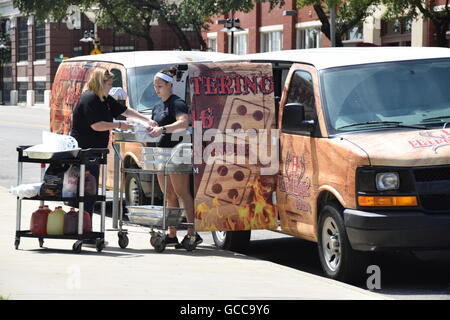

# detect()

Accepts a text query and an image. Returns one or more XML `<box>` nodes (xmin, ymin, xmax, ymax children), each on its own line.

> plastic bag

<box><xmin>39</xmin><ymin>163</ymin><xmax>70</xmax><ymax>197</ymax></box>
<box><xmin>9</xmin><ymin>183</ymin><xmax>42</xmax><ymax>199</ymax></box>
<box><xmin>62</xmin><ymin>165</ymin><xmax>80</xmax><ymax>198</ymax></box>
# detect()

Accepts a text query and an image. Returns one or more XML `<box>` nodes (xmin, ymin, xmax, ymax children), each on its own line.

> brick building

<box><xmin>0</xmin><ymin>0</ymin><xmax>199</xmax><ymax>106</ymax></box>
<box><xmin>203</xmin><ymin>0</ymin><xmax>450</xmax><ymax>54</ymax></box>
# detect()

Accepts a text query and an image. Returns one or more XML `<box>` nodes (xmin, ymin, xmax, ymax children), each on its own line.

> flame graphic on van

<box><xmin>195</xmin><ymin>175</ymin><xmax>277</xmax><ymax>231</ymax></box>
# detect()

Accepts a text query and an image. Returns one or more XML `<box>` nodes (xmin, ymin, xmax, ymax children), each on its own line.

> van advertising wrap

<box><xmin>189</xmin><ymin>63</ymin><xmax>279</xmax><ymax>232</ymax></box>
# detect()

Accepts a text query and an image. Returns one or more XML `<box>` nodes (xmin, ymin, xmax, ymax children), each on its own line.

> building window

<box><xmin>261</xmin><ymin>31</ymin><xmax>282</xmax><ymax>52</ymax></box>
<box><xmin>346</xmin><ymin>24</ymin><xmax>363</xmax><ymax>41</ymax></box>
<box><xmin>2</xmin><ymin>82</ymin><xmax>11</xmax><ymax>104</ymax></box>
<box><xmin>114</xmin><ymin>46</ymin><xmax>134</xmax><ymax>52</ymax></box>
<box><xmin>34</xmin><ymin>24</ymin><xmax>46</xmax><ymax>60</ymax></box>
<box><xmin>207</xmin><ymin>37</ymin><xmax>217</xmax><ymax>52</ymax></box>
<box><xmin>73</xmin><ymin>46</ymin><xmax>82</xmax><ymax>57</ymax></box>
<box><xmin>17</xmin><ymin>17</ymin><xmax>28</xmax><ymax>62</ymax></box>
<box><xmin>34</xmin><ymin>81</ymin><xmax>45</xmax><ymax>103</ymax></box>
<box><xmin>18</xmin><ymin>82</ymin><xmax>27</xmax><ymax>103</ymax></box>
<box><xmin>229</xmin><ymin>32</ymin><xmax>248</xmax><ymax>55</ymax></box>
<box><xmin>297</xmin><ymin>27</ymin><xmax>322</xmax><ymax>49</ymax></box>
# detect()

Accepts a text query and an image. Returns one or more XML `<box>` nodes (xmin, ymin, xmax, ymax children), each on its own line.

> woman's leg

<box><xmin>157</xmin><ymin>173</ymin><xmax>178</xmax><ymax>238</ymax></box>
<box><xmin>169</xmin><ymin>174</ymin><xmax>195</xmax><ymax>236</ymax></box>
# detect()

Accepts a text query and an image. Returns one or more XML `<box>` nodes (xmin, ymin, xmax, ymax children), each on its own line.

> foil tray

<box><xmin>126</xmin><ymin>205</ymin><xmax>184</xmax><ymax>228</ymax></box>
<box><xmin>113</xmin><ymin>130</ymin><xmax>161</xmax><ymax>143</ymax></box>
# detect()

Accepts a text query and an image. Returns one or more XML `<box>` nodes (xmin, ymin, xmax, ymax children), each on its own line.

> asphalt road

<box><xmin>2</xmin><ymin>104</ymin><xmax>449</xmax><ymax>300</ymax></box>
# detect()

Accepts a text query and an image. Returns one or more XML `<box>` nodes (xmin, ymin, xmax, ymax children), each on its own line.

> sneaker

<box><xmin>194</xmin><ymin>233</ymin><xmax>203</xmax><ymax>245</ymax></box>
<box><xmin>165</xmin><ymin>236</ymin><xmax>180</xmax><ymax>247</ymax></box>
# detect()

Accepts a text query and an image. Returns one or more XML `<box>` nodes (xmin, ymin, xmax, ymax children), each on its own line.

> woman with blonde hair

<box><xmin>71</xmin><ymin>68</ymin><xmax>152</xmax><ymax>244</ymax></box>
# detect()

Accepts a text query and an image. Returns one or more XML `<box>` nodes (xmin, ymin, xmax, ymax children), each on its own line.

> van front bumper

<box><xmin>344</xmin><ymin>209</ymin><xmax>450</xmax><ymax>251</ymax></box>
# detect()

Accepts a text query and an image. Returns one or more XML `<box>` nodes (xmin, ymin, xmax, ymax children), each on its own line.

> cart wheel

<box><xmin>96</xmin><ymin>239</ymin><xmax>105</xmax><ymax>252</ymax></box>
<box><xmin>72</xmin><ymin>241</ymin><xmax>83</xmax><ymax>253</ymax></box>
<box><xmin>150</xmin><ymin>234</ymin><xmax>157</xmax><ymax>247</ymax></box>
<box><xmin>153</xmin><ymin>235</ymin><xmax>166</xmax><ymax>253</ymax></box>
<box><xmin>181</xmin><ymin>234</ymin><xmax>197</xmax><ymax>252</ymax></box>
<box><xmin>14</xmin><ymin>238</ymin><xmax>20</xmax><ymax>250</ymax></box>
<box><xmin>38</xmin><ymin>238</ymin><xmax>44</xmax><ymax>248</ymax></box>
<box><xmin>118</xmin><ymin>233</ymin><xmax>129</xmax><ymax>249</ymax></box>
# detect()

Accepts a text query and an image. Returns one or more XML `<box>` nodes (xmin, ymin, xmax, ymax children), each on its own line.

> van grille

<box><xmin>414</xmin><ymin>166</ymin><xmax>450</xmax><ymax>182</ymax></box>
<box><xmin>414</xmin><ymin>166</ymin><xmax>450</xmax><ymax>212</ymax></box>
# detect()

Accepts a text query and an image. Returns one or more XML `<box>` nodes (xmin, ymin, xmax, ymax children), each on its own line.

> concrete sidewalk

<box><xmin>0</xmin><ymin>186</ymin><xmax>386</xmax><ymax>300</ymax></box>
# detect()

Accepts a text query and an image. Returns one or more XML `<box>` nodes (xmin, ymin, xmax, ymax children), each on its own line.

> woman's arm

<box><xmin>91</xmin><ymin>121</ymin><xmax>130</xmax><ymax>131</ymax></box>
<box><xmin>148</xmin><ymin>113</ymin><xmax>188</xmax><ymax>137</ymax></box>
<box><xmin>122</xmin><ymin>107</ymin><xmax>153</xmax><ymax>123</ymax></box>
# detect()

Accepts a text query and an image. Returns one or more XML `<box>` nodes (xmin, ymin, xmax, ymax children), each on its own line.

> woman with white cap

<box><xmin>148</xmin><ymin>67</ymin><xmax>202</xmax><ymax>248</ymax></box>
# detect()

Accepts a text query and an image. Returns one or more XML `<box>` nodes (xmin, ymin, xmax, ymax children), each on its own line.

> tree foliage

<box><xmin>13</xmin><ymin>0</ymin><xmax>285</xmax><ymax>51</ymax></box>
<box><xmin>296</xmin><ymin>0</ymin><xmax>380</xmax><ymax>46</ymax></box>
<box><xmin>382</xmin><ymin>0</ymin><xmax>450</xmax><ymax>47</ymax></box>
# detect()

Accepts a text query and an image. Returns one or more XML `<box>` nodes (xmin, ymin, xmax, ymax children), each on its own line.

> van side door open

<box><xmin>189</xmin><ymin>62</ymin><xmax>278</xmax><ymax>232</ymax></box>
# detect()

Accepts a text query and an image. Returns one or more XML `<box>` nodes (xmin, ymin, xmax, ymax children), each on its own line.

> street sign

<box><xmin>90</xmin><ymin>48</ymin><xmax>102</xmax><ymax>55</ymax></box>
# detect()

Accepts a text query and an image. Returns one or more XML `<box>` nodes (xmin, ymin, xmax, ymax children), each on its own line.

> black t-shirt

<box><xmin>152</xmin><ymin>94</ymin><xmax>189</xmax><ymax>147</ymax></box>
<box><xmin>71</xmin><ymin>90</ymin><xmax>127</xmax><ymax>148</ymax></box>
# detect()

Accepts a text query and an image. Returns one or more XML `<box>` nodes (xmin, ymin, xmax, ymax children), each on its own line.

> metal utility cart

<box><xmin>111</xmin><ymin>130</ymin><xmax>195</xmax><ymax>252</ymax></box>
<box><xmin>15</xmin><ymin>146</ymin><xmax>109</xmax><ymax>253</ymax></box>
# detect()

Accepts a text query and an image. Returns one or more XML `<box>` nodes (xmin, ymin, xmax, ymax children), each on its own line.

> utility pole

<box><xmin>329</xmin><ymin>3</ymin><xmax>336</xmax><ymax>47</ymax></box>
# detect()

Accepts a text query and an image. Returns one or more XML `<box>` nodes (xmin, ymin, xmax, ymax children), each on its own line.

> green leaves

<box><xmin>296</xmin><ymin>0</ymin><xmax>379</xmax><ymax>46</ymax></box>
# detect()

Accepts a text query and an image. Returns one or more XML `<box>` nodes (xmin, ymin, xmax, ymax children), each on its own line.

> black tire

<box><xmin>151</xmin><ymin>234</ymin><xmax>166</xmax><ymax>253</ymax></box>
<box><xmin>96</xmin><ymin>239</ymin><xmax>105</xmax><ymax>252</ymax></box>
<box><xmin>72</xmin><ymin>241</ymin><xmax>83</xmax><ymax>254</ymax></box>
<box><xmin>118</xmin><ymin>233</ymin><xmax>129</xmax><ymax>249</ymax></box>
<box><xmin>212</xmin><ymin>230</ymin><xmax>251</xmax><ymax>252</ymax></box>
<box><xmin>317</xmin><ymin>202</ymin><xmax>369</xmax><ymax>284</ymax></box>
<box><xmin>125</xmin><ymin>172</ymin><xmax>149</xmax><ymax>206</ymax></box>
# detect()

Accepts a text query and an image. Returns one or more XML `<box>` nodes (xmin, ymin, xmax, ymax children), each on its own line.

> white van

<box><xmin>187</xmin><ymin>47</ymin><xmax>450</xmax><ymax>282</ymax></box>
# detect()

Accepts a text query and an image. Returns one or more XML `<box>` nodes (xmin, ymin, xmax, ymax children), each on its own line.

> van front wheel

<box><xmin>318</xmin><ymin>202</ymin><xmax>368</xmax><ymax>283</ymax></box>
<box><xmin>212</xmin><ymin>230</ymin><xmax>251</xmax><ymax>253</ymax></box>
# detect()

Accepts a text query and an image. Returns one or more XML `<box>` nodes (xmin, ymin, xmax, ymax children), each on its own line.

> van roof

<box><xmin>229</xmin><ymin>47</ymin><xmax>450</xmax><ymax>70</ymax></box>
<box><xmin>65</xmin><ymin>50</ymin><xmax>234</xmax><ymax>69</ymax></box>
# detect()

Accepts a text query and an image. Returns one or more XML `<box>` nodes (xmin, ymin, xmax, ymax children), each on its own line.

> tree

<box><xmin>296</xmin><ymin>0</ymin><xmax>381</xmax><ymax>46</ymax></box>
<box><xmin>382</xmin><ymin>0</ymin><xmax>450</xmax><ymax>47</ymax></box>
<box><xmin>13</xmin><ymin>0</ymin><xmax>286</xmax><ymax>51</ymax></box>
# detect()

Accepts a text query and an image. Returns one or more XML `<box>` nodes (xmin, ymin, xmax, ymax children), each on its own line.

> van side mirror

<box><xmin>282</xmin><ymin>102</ymin><xmax>315</xmax><ymax>133</ymax></box>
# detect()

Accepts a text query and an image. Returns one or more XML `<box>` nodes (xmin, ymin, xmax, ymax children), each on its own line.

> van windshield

<box><xmin>321</xmin><ymin>58</ymin><xmax>450</xmax><ymax>134</ymax></box>
<box><xmin>127</xmin><ymin>64</ymin><xmax>172</xmax><ymax>113</ymax></box>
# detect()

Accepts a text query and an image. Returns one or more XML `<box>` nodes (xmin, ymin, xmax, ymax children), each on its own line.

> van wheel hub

<box><xmin>321</xmin><ymin>217</ymin><xmax>342</xmax><ymax>272</ymax></box>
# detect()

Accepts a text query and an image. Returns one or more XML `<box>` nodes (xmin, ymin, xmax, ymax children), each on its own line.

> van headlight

<box><xmin>376</xmin><ymin>172</ymin><xmax>399</xmax><ymax>191</ymax></box>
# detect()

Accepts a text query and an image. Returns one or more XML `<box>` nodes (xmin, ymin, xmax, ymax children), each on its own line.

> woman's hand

<box><xmin>147</xmin><ymin>119</ymin><xmax>158</xmax><ymax>127</ymax></box>
<box><xmin>148</xmin><ymin>126</ymin><xmax>163</xmax><ymax>138</ymax></box>
<box><xmin>118</xmin><ymin>121</ymin><xmax>133</xmax><ymax>131</ymax></box>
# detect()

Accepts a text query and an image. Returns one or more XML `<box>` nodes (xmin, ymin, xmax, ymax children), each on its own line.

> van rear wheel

<box><xmin>318</xmin><ymin>202</ymin><xmax>369</xmax><ymax>284</ymax></box>
<box><xmin>212</xmin><ymin>230</ymin><xmax>251</xmax><ymax>252</ymax></box>
<box><xmin>125</xmin><ymin>173</ymin><xmax>148</xmax><ymax>206</ymax></box>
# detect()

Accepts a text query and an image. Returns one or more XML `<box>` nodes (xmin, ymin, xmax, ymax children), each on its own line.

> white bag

<box><xmin>9</xmin><ymin>183</ymin><xmax>42</xmax><ymax>199</ymax></box>
<box><xmin>62</xmin><ymin>165</ymin><xmax>80</xmax><ymax>198</ymax></box>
